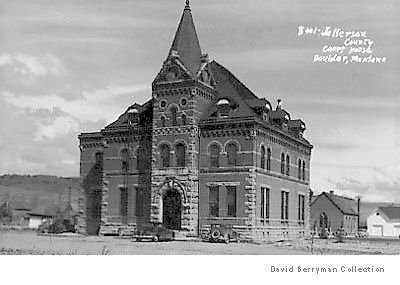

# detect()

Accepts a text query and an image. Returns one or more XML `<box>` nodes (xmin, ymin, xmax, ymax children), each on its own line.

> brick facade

<box><xmin>77</xmin><ymin>2</ymin><xmax>313</xmax><ymax>242</ymax></box>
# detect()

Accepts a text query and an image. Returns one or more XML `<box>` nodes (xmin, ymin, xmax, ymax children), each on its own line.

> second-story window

<box><xmin>280</xmin><ymin>153</ymin><xmax>285</xmax><ymax>174</ymax></box>
<box><xmin>266</xmin><ymin>148</ymin><xmax>271</xmax><ymax>171</ymax></box>
<box><xmin>226</xmin><ymin>143</ymin><xmax>238</xmax><ymax>166</ymax></box>
<box><xmin>175</xmin><ymin>143</ymin><xmax>186</xmax><ymax>167</ymax></box>
<box><xmin>298</xmin><ymin>159</ymin><xmax>302</xmax><ymax>179</ymax></box>
<box><xmin>181</xmin><ymin>113</ymin><xmax>187</xmax><ymax>125</ymax></box>
<box><xmin>286</xmin><ymin>154</ymin><xmax>290</xmax><ymax>176</ymax></box>
<box><xmin>302</xmin><ymin>161</ymin><xmax>306</xmax><ymax>181</ymax></box>
<box><xmin>209</xmin><ymin>144</ymin><xmax>220</xmax><ymax>168</ymax></box>
<box><xmin>121</xmin><ymin>148</ymin><xmax>130</xmax><ymax>173</ymax></box>
<box><xmin>160</xmin><ymin>144</ymin><xmax>171</xmax><ymax>168</ymax></box>
<box><xmin>260</xmin><ymin>145</ymin><xmax>265</xmax><ymax>169</ymax></box>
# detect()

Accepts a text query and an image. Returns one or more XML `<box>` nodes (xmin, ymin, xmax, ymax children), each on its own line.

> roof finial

<box><xmin>185</xmin><ymin>0</ymin><xmax>190</xmax><ymax>9</ymax></box>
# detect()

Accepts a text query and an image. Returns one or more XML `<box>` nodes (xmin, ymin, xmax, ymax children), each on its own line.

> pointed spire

<box><xmin>168</xmin><ymin>1</ymin><xmax>202</xmax><ymax>77</ymax></box>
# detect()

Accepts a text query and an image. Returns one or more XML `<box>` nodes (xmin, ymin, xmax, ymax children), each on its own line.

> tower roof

<box><xmin>168</xmin><ymin>1</ymin><xmax>202</xmax><ymax>77</ymax></box>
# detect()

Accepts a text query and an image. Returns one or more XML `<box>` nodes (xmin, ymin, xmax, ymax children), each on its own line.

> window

<box><xmin>160</xmin><ymin>100</ymin><xmax>167</xmax><ymax>109</ymax></box>
<box><xmin>209</xmin><ymin>186</ymin><xmax>219</xmax><ymax>217</ymax></box>
<box><xmin>120</xmin><ymin>187</ymin><xmax>128</xmax><ymax>223</ymax></box>
<box><xmin>266</xmin><ymin>148</ymin><xmax>271</xmax><ymax>171</ymax></box>
<box><xmin>160</xmin><ymin>144</ymin><xmax>171</xmax><ymax>168</ymax></box>
<box><xmin>121</xmin><ymin>148</ymin><xmax>130</xmax><ymax>173</ymax></box>
<box><xmin>298</xmin><ymin>159</ymin><xmax>302</xmax><ymax>179</ymax></box>
<box><xmin>281</xmin><ymin>191</ymin><xmax>289</xmax><ymax>222</ymax></box>
<box><xmin>170</xmin><ymin>106</ymin><xmax>178</xmax><ymax>126</ymax></box>
<box><xmin>227</xmin><ymin>186</ymin><xmax>236</xmax><ymax>217</ymax></box>
<box><xmin>175</xmin><ymin>143</ymin><xmax>186</xmax><ymax>167</ymax></box>
<box><xmin>280</xmin><ymin>153</ymin><xmax>285</xmax><ymax>174</ymax></box>
<box><xmin>136</xmin><ymin>148</ymin><xmax>146</xmax><ymax>170</ymax></box>
<box><xmin>260</xmin><ymin>146</ymin><xmax>265</xmax><ymax>169</ymax></box>
<box><xmin>181</xmin><ymin>113</ymin><xmax>187</xmax><ymax>125</ymax></box>
<box><xmin>261</xmin><ymin>187</ymin><xmax>270</xmax><ymax>222</ymax></box>
<box><xmin>226</xmin><ymin>143</ymin><xmax>238</xmax><ymax>166</ymax></box>
<box><xmin>298</xmin><ymin>194</ymin><xmax>305</xmax><ymax>224</ymax></box>
<box><xmin>286</xmin><ymin>154</ymin><xmax>290</xmax><ymax>176</ymax></box>
<box><xmin>135</xmin><ymin>188</ymin><xmax>144</xmax><ymax>217</ymax></box>
<box><xmin>209</xmin><ymin>144</ymin><xmax>220</xmax><ymax>168</ymax></box>
<box><xmin>160</xmin><ymin>116</ymin><xmax>166</xmax><ymax>127</ymax></box>
<box><xmin>180</xmin><ymin>97</ymin><xmax>187</xmax><ymax>106</ymax></box>
<box><xmin>302</xmin><ymin>161</ymin><xmax>306</xmax><ymax>181</ymax></box>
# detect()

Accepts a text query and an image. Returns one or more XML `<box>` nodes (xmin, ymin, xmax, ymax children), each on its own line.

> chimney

<box><xmin>329</xmin><ymin>190</ymin><xmax>334</xmax><ymax>194</ymax></box>
<box><xmin>276</xmin><ymin>99</ymin><xmax>282</xmax><ymax>110</ymax></box>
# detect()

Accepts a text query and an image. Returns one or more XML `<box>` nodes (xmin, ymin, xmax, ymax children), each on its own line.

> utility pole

<box><xmin>356</xmin><ymin>195</ymin><xmax>362</xmax><ymax>231</ymax></box>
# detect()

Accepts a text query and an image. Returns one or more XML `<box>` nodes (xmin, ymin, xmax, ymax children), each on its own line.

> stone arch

<box><xmin>157</xmin><ymin>177</ymin><xmax>188</xmax><ymax>204</ymax></box>
<box><xmin>91</xmin><ymin>148</ymin><xmax>104</xmax><ymax>162</ymax></box>
<box><xmin>206</xmin><ymin>140</ymin><xmax>224</xmax><ymax>154</ymax></box>
<box><xmin>224</xmin><ymin>139</ymin><xmax>241</xmax><ymax>152</ymax></box>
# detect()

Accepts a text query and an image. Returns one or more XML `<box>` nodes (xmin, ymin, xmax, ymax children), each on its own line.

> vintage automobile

<box><xmin>38</xmin><ymin>219</ymin><xmax>75</xmax><ymax>234</ymax></box>
<box><xmin>131</xmin><ymin>223</ymin><xmax>175</xmax><ymax>242</ymax></box>
<box><xmin>207</xmin><ymin>224</ymin><xmax>238</xmax><ymax>243</ymax></box>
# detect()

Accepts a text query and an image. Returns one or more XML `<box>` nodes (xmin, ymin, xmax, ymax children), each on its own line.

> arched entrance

<box><xmin>163</xmin><ymin>189</ymin><xmax>182</xmax><ymax>230</ymax></box>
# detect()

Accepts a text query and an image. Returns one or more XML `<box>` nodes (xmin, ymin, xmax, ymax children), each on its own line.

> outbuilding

<box><xmin>367</xmin><ymin>207</ymin><xmax>400</xmax><ymax>237</ymax></box>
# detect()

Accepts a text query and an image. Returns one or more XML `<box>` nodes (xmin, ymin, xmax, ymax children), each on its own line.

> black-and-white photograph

<box><xmin>0</xmin><ymin>0</ymin><xmax>399</xmax><ymax>263</ymax></box>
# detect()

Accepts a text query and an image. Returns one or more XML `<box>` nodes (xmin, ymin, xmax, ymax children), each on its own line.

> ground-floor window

<box><xmin>120</xmin><ymin>187</ymin><xmax>128</xmax><ymax>222</ymax></box>
<box><xmin>261</xmin><ymin>187</ymin><xmax>270</xmax><ymax>222</ymax></box>
<box><xmin>281</xmin><ymin>191</ymin><xmax>289</xmax><ymax>223</ymax></box>
<box><xmin>135</xmin><ymin>188</ymin><xmax>144</xmax><ymax>217</ymax></box>
<box><xmin>298</xmin><ymin>194</ymin><xmax>305</xmax><ymax>224</ymax></box>
<box><xmin>209</xmin><ymin>186</ymin><xmax>219</xmax><ymax>217</ymax></box>
<box><xmin>227</xmin><ymin>186</ymin><xmax>236</xmax><ymax>217</ymax></box>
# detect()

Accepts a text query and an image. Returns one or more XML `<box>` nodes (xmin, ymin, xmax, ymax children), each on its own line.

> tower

<box><xmin>150</xmin><ymin>1</ymin><xmax>216</xmax><ymax>236</ymax></box>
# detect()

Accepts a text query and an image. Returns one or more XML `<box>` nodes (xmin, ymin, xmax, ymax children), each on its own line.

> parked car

<box><xmin>38</xmin><ymin>219</ymin><xmax>75</xmax><ymax>234</ymax></box>
<box><xmin>207</xmin><ymin>224</ymin><xmax>238</xmax><ymax>243</ymax></box>
<box><xmin>131</xmin><ymin>223</ymin><xmax>175</xmax><ymax>242</ymax></box>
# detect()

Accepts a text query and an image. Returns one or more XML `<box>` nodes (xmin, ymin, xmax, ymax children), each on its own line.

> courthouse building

<box><xmin>78</xmin><ymin>1</ymin><xmax>313</xmax><ymax>241</ymax></box>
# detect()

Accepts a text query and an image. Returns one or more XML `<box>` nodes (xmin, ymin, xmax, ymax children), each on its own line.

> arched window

<box><xmin>181</xmin><ymin>113</ymin><xmax>187</xmax><ymax>125</ymax></box>
<box><xmin>298</xmin><ymin>159</ymin><xmax>302</xmax><ymax>179</ymax></box>
<box><xmin>266</xmin><ymin>148</ymin><xmax>271</xmax><ymax>171</ymax></box>
<box><xmin>286</xmin><ymin>154</ymin><xmax>290</xmax><ymax>176</ymax></box>
<box><xmin>160</xmin><ymin>144</ymin><xmax>171</xmax><ymax>168</ymax></box>
<box><xmin>320</xmin><ymin>212</ymin><xmax>328</xmax><ymax>229</ymax></box>
<box><xmin>260</xmin><ymin>146</ymin><xmax>265</xmax><ymax>169</ymax></box>
<box><xmin>302</xmin><ymin>161</ymin><xmax>306</xmax><ymax>181</ymax></box>
<box><xmin>226</xmin><ymin>143</ymin><xmax>238</xmax><ymax>166</ymax></box>
<box><xmin>280</xmin><ymin>153</ymin><xmax>285</xmax><ymax>174</ymax></box>
<box><xmin>160</xmin><ymin>116</ymin><xmax>166</xmax><ymax>127</ymax></box>
<box><xmin>121</xmin><ymin>148</ymin><xmax>130</xmax><ymax>172</ymax></box>
<box><xmin>209</xmin><ymin>144</ymin><xmax>220</xmax><ymax>168</ymax></box>
<box><xmin>136</xmin><ymin>148</ymin><xmax>146</xmax><ymax>170</ymax></box>
<box><xmin>175</xmin><ymin>143</ymin><xmax>186</xmax><ymax>167</ymax></box>
<box><xmin>170</xmin><ymin>106</ymin><xmax>178</xmax><ymax>126</ymax></box>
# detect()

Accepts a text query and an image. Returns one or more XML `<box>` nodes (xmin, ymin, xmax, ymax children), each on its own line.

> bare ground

<box><xmin>0</xmin><ymin>230</ymin><xmax>399</xmax><ymax>255</ymax></box>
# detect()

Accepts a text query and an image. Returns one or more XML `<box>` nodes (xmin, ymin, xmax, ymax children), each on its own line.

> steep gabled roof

<box><xmin>312</xmin><ymin>192</ymin><xmax>358</xmax><ymax>216</ymax></box>
<box><xmin>168</xmin><ymin>2</ymin><xmax>202</xmax><ymax>77</ymax></box>
<box><xmin>206</xmin><ymin>60</ymin><xmax>258</xmax><ymax>119</ymax></box>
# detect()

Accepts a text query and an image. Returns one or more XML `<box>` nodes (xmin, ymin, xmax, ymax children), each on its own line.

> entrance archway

<box><xmin>162</xmin><ymin>189</ymin><xmax>182</xmax><ymax>230</ymax></box>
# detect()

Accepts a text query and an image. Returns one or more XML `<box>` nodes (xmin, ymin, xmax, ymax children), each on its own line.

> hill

<box><xmin>0</xmin><ymin>175</ymin><xmax>80</xmax><ymax>212</ymax></box>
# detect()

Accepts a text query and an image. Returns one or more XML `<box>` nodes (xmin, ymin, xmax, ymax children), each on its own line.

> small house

<box><xmin>310</xmin><ymin>191</ymin><xmax>359</xmax><ymax>235</ymax></box>
<box><xmin>27</xmin><ymin>207</ymin><xmax>56</xmax><ymax>229</ymax></box>
<box><xmin>367</xmin><ymin>207</ymin><xmax>400</xmax><ymax>237</ymax></box>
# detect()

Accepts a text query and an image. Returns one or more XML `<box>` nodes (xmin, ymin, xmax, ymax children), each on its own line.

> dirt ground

<box><xmin>0</xmin><ymin>230</ymin><xmax>399</xmax><ymax>255</ymax></box>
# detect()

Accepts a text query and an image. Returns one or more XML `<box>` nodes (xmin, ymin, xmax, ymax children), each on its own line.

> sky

<box><xmin>0</xmin><ymin>0</ymin><xmax>399</xmax><ymax>202</ymax></box>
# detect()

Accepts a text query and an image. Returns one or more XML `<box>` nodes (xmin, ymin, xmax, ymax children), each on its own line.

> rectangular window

<box><xmin>135</xmin><ymin>188</ymin><xmax>144</xmax><ymax>217</ymax></box>
<box><xmin>281</xmin><ymin>191</ymin><xmax>289</xmax><ymax>222</ymax></box>
<box><xmin>227</xmin><ymin>186</ymin><xmax>236</xmax><ymax>217</ymax></box>
<box><xmin>261</xmin><ymin>187</ymin><xmax>270</xmax><ymax>221</ymax></box>
<box><xmin>209</xmin><ymin>186</ymin><xmax>219</xmax><ymax>217</ymax></box>
<box><xmin>298</xmin><ymin>194</ymin><xmax>305</xmax><ymax>224</ymax></box>
<box><xmin>120</xmin><ymin>187</ymin><xmax>128</xmax><ymax>222</ymax></box>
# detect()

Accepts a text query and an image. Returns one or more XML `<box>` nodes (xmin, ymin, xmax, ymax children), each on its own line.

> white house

<box><xmin>27</xmin><ymin>207</ymin><xmax>55</xmax><ymax>229</ymax></box>
<box><xmin>367</xmin><ymin>207</ymin><xmax>400</xmax><ymax>237</ymax></box>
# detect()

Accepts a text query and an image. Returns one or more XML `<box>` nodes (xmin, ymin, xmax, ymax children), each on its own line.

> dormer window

<box><xmin>127</xmin><ymin>108</ymin><xmax>139</xmax><ymax>125</ymax></box>
<box><xmin>216</xmin><ymin>98</ymin><xmax>231</xmax><ymax>117</ymax></box>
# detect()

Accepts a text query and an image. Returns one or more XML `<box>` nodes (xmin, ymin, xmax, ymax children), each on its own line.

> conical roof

<box><xmin>168</xmin><ymin>1</ymin><xmax>202</xmax><ymax>77</ymax></box>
